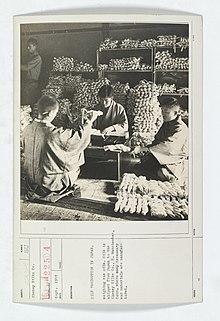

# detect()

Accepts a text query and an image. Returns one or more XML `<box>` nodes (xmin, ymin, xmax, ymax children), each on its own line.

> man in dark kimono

<box><xmin>93</xmin><ymin>84</ymin><xmax>129</xmax><ymax>135</ymax></box>
<box><xmin>21</xmin><ymin>95</ymin><xmax>102</xmax><ymax>202</ymax></box>
<box><xmin>21</xmin><ymin>38</ymin><xmax>42</xmax><ymax>105</ymax></box>
<box><xmin>132</xmin><ymin>97</ymin><xmax>188</xmax><ymax>187</ymax></box>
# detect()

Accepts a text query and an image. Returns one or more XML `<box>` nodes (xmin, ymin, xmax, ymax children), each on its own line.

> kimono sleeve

<box><xmin>112</xmin><ymin>104</ymin><xmax>129</xmax><ymax>132</ymax></box>
<box><xmin>54</xmin><ymin>123</ymin><xmax>92</xmax><ymax>155</ymax></box>
<box><xmin>27</xmin><ymin>55</ymin><xmax>42</xmax><ymax>80</ymax></box>
<box><xmin>149</xmin><ymin>124</ymin><xmax>188</xmax><ymax>165</ymax></box>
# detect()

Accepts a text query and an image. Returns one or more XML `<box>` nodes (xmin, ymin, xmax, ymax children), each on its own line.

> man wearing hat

<box><xmin>21</xmin><ymin>95</ymin><xmax>102</xmax><ymax>202</ymax></box>
<box><xmin>132</xmin><ymin>96</ymin><xmax>188</xmax><ymax>186</ymax></box>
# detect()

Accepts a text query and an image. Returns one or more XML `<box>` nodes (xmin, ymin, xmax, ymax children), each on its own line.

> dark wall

<box><xmin>109</xmin><ymin>24</ymin><xmax>188</xmax><ymax>40</ymax></box>
<box><xmin>21</xmin><ymin>31</ymin><xmax>102</xmax><ymax>65</ymax></box>
<box><xmin>21</xmin><ymin>27</ymin><xmax>103</xmax><ymax>87</ymax></box>
<box><xmin>20</xmin><ymin>23</ymin><xmax>188</xmax><ymax>88</ymax></box>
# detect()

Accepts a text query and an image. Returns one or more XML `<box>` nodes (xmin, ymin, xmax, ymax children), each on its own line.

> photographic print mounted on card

<box><xmin>13</xmin><ymin>12</ymin><xmax>203</xmax><ymax>304</ymax></box>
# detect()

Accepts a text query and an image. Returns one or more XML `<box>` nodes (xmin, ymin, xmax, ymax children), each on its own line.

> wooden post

<box><xmin>117</xmin><ymin>152</ymin><xmax>121</xmax><ymax>181</ymax></box>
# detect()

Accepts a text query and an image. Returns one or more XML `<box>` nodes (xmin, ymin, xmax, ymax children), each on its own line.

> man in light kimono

<box><xmin>132</xmin><ymin>97</ymin><xmax>188</xmax><ymax>187</ymax></box>
<box><xmin>21</xmin><ymin>95</ymin><xmax>102</xmax><ymax>202</ymax></box>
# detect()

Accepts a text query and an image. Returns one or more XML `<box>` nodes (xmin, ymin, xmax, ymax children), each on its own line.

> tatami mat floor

<box><xmin>20</xmin><ymin>179</ymin><xmax>123</xmax><ymax>221</ymax></box>
<box><xmin>20</xmin><ymin>199</ymin><xmax>124</xmax><ymax>221</ymax></box>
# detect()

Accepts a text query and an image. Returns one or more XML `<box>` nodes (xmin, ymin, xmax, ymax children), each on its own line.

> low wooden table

<box><xmin>85</xmin><ymin>145</ymin><xmax>122</xmax><ymax>181</ymax></box>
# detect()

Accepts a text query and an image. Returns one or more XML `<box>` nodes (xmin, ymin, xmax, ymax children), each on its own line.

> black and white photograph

<box><xmin>20</xmin><ymin>22</ymin><xmax>190</xmax><ymax>221</ymax></box>
<box><xmin>12</xmin><ymin>12</ymin><xmax>203</xmax><ymax>306</ymax></box>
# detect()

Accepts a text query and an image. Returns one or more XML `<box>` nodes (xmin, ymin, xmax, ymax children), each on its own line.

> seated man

<box><xmin>21</xmin><ymin>95</ymin><xmax>102</xmax><ymax>202</ymax></box>
<box><xmin>132</xmin><ymin>97</ymin><xmax>188</xmax><ymax>187</ymax></box>
<box><xmin>93</xmin><ymin>84</ymin><xmax>129</xmax><ymax>135</ymax></box>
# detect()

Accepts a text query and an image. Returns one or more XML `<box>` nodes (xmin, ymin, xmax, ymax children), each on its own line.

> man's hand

<box><xmin>131</xmin><ymin>145</ymin><xmax>142</xmax><ymax>157</ymax></box>
<box><xmin>86</xmin><ymin>110</ymin><xmax>103</xmax><ymax>123</ymax></box>
<box><xmin>131</xmin><ymin>146</ymin><xmax>150</xmax><ymax>158</ymax></box>
<box><xmin>102</xmin><ymin>126</ymin><xmax>115</xmax><ymax>135</ymax></box>
<box><xmin>158</xmin><ymin>168</ymin><xmax>176</xmax><ymax>182</ymax></box>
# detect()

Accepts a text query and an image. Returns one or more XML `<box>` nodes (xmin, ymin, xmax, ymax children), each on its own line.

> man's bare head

<box><xmin>37</xmin><ymin>95</ymin><xmax>59</xmax><ymax>122</ymax></box>
<box><xmin>160</xmin><ymin>96</ymin><xmax>180</xmax><ymax>122</ymax></box>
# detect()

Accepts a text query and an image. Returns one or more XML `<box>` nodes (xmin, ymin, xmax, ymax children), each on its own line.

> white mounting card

<box><xmin>13</xmin><ymin>13</ymin><xmax>203</xmax><ymax>304</ymax></box>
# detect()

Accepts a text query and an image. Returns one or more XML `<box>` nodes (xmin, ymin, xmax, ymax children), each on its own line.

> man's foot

<box><xmin>70</xmin><ymin>184</ymin><xmax>81</xmax><ymax>198</ymax></box>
